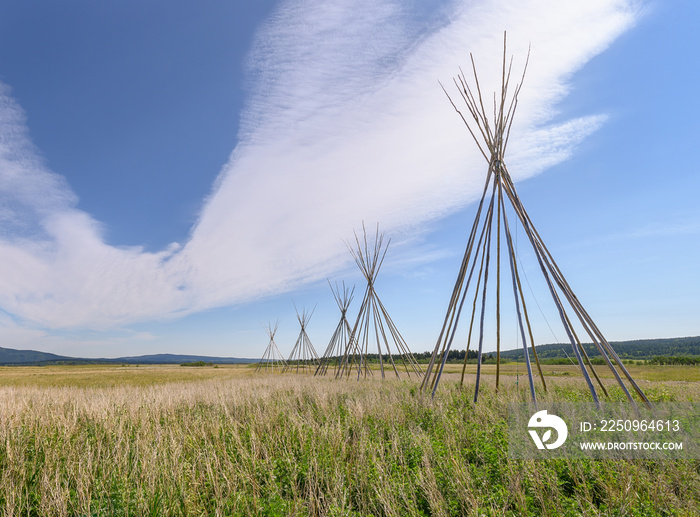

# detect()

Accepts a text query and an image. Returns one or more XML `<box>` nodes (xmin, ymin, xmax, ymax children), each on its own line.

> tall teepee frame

<box><xmin>421</xmin><ymin>34</ymin><xmax>650</xmax><ymax>408</ymax></box>
<box><xmin>315</xmin><ymin>281</ymin><xmax>356</xmax><ymax>376</ymax></box>
<box><xmin>283</xmin><ymin>305</ymin><xmax>320</xmax><ymax>373</ymax></box>
<box><xmin>256</xmin><ymin>321</ymin><xmax>287</xmax><ymax>373</ymax></box>
<box><xmin>337</xmin><ymin>224</ymin><xmax>423</xmax><ymax>380</ymax></box>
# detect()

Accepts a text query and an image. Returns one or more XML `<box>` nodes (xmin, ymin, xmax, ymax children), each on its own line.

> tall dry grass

<box><xmin>0</xmin><ymin>371</ymin><xmax>698</xmax><ymax>515</ymax></box>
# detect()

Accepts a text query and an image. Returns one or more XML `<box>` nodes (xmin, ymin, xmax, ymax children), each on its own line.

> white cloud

<box><xmin>0</xmin><ymin>0</ymin><xmax>638</xmax><ymax>333</ymax></box>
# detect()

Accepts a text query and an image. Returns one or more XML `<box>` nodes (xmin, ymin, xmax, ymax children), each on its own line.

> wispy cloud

<box><xmin>0</xmin><ymin>0</ymin><xmax>638</xmax><ymax>333</ymax></box>
<box><xmin>628</xmin><ymin>220</ymin><xmax>700</xmax><ymax>239</ymax></box>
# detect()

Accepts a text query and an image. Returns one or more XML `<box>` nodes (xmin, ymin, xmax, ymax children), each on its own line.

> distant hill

<box><xmin>5</xmin><ymin>336</ymin><xmax>698</xmax><ymax>366</ymax></box>
<box><xmin>0</xmin><ymin>346</ymin><xmax>256</xmax><ymax>366</ymax></box>
<box><xmin>0</xmin><ymin>347</ymin><xmax>75</xmax><ymax>365</ymax></box>
<box><xmin>498</xmin><ymin>336</ymin><xmax>700</xmax><ymax>362</ymax></box>
<box><xmin>113</xmin><ymin>354</ymin><xmax>256</xmax><ymax>365</ymax></box>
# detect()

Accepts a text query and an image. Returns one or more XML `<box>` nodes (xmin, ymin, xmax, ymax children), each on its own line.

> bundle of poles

<box><xmin>283</xmin><ymin>305</ymin><xmax>319</xmax><ymax>373</ymax></box>
<box><xmin>420</xmin><ymin>33</ymin><xmax>650</xmax><ymax>409</ymax></box>
<box><xmin>335</xmin><ymin>224</ymin><xmax>424</xmax><ymax>380</ymax></box>
<box><xmin>315</xmin><ymin>281</ymin><xmax>355</xmax><ymax>377</ymax></box>
<box><xmin>256</xmin><ymin>320</ymin><xmax>287</xmax><ymax>373</ymax></box>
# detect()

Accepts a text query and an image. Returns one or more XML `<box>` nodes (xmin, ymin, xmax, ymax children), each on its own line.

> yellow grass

<box><xmin>0</xmin><ymin>364</ymin><xmax>253</xmax><ymax>388</ymax></box>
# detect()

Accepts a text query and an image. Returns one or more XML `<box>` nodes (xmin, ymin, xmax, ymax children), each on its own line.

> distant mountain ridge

<box><xmin>498</xmin><ymin>335</ymin><xmax>700</xmax><ymax>361</ymax></box>
<box><xmin>0</xmin><ymin>346</ymin><xmax>256</xmax><ymax>366</ymax></box>
<box><xmin>113</xmin><ymin>353</ymin><xmax>256</xmax><ymax>365</ymax></box>
<box><xmin>3</xmin><ymin>336</ymin><xmax>699</xmax><ymax>366</ymax></box>
<box><xmin>0</xmin><ymin>347</ymin><xmax>70</xmax><ymax>365</ymax></box>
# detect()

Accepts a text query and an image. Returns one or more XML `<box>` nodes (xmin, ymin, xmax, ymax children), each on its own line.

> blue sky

<box><xmin>0</xmin><ymin>0</ymin><xmax>697</xmax><ymax>359</ymax></box>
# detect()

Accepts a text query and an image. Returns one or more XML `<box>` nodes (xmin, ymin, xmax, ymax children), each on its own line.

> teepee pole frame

<box><xmin>283</xmin><ymin>305</ymin><xmax>319</xmax><ymax>373</ymax></box>
<box><xmin>256</xmin><ymin>321</ymin><xmax>288</xmax><ymax>373</ymax></box>
<box><xmin>336</xmin><ymin>223</ymin><xmax>423</xmax><ymax>380</ymax></box>
<box><xmin>421</xmin><ymin>33</ymin><xmax>650</xmax><ymax>408</ymax></box>
<box><xmin>316</xmin><ymin>281</ymin><xmax>356</xmax><ymax>376</ymax></box>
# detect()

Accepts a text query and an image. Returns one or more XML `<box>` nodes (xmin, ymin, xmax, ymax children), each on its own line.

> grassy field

<box><xmin>440</xmin><ymin>362</ymin><xmax>700</xmax><ymax>383</ymax></box>
<box><xmin>0</xmin><ymin>364</ymin><xmax>252</xmax><ymax>388</ymax></box>
<box><xmin>0</xmin><ymin>363</ymin><xmax>698</xmax><ymax>516</ymax></box>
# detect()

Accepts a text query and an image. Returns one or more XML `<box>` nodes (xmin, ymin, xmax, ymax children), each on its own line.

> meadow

<box><xmin>0</xmin><ymin>363</ymin><xmax>698</xmax><ymax>516</ymax></box>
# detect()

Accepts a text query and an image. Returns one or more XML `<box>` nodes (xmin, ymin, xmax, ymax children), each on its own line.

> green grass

<box><xmin>0</xmin><ymin>367</ymin><xmax>698</xmax><ymax>515</ymax></box>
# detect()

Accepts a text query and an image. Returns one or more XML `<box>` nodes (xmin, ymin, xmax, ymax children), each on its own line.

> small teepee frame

<box><xmin>256</xmin><ymin>321</ymin><xmax>287</xmax><ymax>373</ymax></box>
<box><xmin>315</xmin><ymin>281</ymin><xmax>356</xmax><ymax>376</ymax></box>
<box><xmin>283</xmin><ymin>305</ymin><xmax>319</xmax><ymax>373</ymax></box>
<box><xmin>421</xmin><ymin>34</ymin><xmax>650</xmax><ymax>408</ymax></box>
<box><xmin>337</xmin><ymin>224</ymin><xmax>423</xmax><ymax>380</ymax></box>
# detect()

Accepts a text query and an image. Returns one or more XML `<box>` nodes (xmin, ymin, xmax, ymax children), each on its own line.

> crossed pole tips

<box><xmin>420</xmin><ymin>33</ymin><xmax>650</xmax><ymax>409</ymax></box>
<box><xmin>256</xmin><ymin>320</ymin><xmax>287</xmax><ymax>373</ymax></box>
<box><xmin>315</xmin><ymin>280</ymin><xmax>356</xmax><ymax>376</ymax></box>
<box><xmin>283</xmin><ymin>304</ymin><xmax>320</xmax><ymax>373</ymax></box>
<box><xmin>336</xmin><ymin>223</ymin><xmax>424</xmax><ymax>380</ymax></box>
